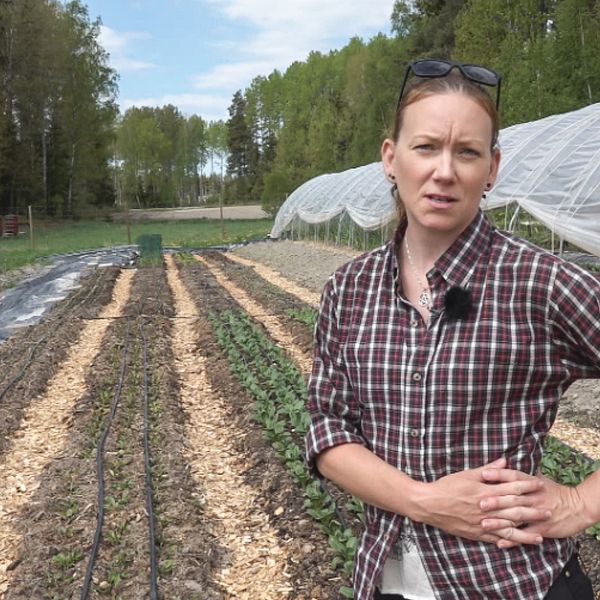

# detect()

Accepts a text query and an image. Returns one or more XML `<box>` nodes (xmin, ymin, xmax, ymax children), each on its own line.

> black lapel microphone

<box><xmin>444</xmin><ymin>286</ymin><xmax>472</xmax><ymax>320</ymax></box>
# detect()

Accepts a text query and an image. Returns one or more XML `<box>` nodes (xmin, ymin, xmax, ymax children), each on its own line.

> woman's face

<box><xmin>382</xmin><ymin>92</ymin><xmax>500</xmax><ymax>241</ymax></box>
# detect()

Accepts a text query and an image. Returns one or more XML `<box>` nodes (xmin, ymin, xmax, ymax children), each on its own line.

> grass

<box><xmin>0</xmin><ymin>217</ymin><xmax>273</xmax><ymax>274</ymax></box>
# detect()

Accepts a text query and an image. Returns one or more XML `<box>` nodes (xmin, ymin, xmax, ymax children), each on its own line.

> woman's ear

<box><xmin>381</xmin><ymin>138</ymin><xmax>396</xmax><ymax>176</ymax></box>
<box><xmin>488</xmin><ymin>147</ymin><xmax>501</xmax><ymax>186</ymax></box>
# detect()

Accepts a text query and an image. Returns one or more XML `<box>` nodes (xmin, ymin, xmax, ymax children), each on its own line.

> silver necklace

<box><xmin>404</xmin><ymin>236</ymin><xmax>432</xmax><ymax>309</ymax></box>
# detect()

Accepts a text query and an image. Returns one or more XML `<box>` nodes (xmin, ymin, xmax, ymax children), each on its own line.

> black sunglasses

<box><xmin>397</xmin><ymin>58</ymin><xmax>502</xmax><ymax>110</ymax></box>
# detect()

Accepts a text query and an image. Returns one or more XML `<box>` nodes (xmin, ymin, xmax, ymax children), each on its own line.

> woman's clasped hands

<box><xmin>410</xmin><ymin>456</ymin><xmax>582</xmax><ymax>548</ymax></box>
<box><xmin>478</xmin><ymin>457</ymin><xmax>590</xmax><ymax>549</ymax></box>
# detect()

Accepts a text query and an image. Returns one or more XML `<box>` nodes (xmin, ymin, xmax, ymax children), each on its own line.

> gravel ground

<box><xmin>234</xmin><ymin>239</ymin><xmax>360</xmax><ymax>293</ymax></box>
<box><xmin>232</xmin><ymin>239</ymin><xmax>600</xmax><ymax>430</ymax></box>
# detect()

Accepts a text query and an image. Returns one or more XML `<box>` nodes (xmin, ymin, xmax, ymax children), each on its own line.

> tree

<box><xmin>551</xmin><ymin>0</ymin><xmax>600</xmax><ymax>109</ymax></box>
<box><xmin>0</xmin><ymin>0</ymin><xmax>117</xmax><ymax>217</ymax></box>
<box><xmin>117</xmin><ymin>107</ymin><xmax>168</xmax><ymax>207</ymax></box>
<box><xmin>261</xmin><ymin>167</ymin><xmax>292</xmax><ymax>216</ymax></box>
<box><xmin>206</xmin><ymin>119</ymin><xmax>228</xmax><ymax>199</ymax></box>
<box><xmin>244</xmin><ymin>72</ymin><xmax>284</xmax><ymax>201</ymax></box>
<box><xmin>226</xmin><ymin>90</ymin><xmax>255</xmax><ymax>201</ymax></box>
<box><xmin>0</xmin><ymin>0</ymin><xmax>19</xmax><ymax>212</ymax></box>
<box><xmin>391</xmin><ymin>1</ymin><xmax>420</xmax><ymax>37</ymax></box>
<box><xmin>153</xmin><ymin>104</ymin><xmax>183</xmax><ymax>206</ymax></box>
<box><xmin>185</xmin><ymin>114</ymin><xmax>207</xmax><ymax>202</ymax></box>
<box><xmin>454</xmin><ymin>0</ymin><xmax>564</xmax><ymax>125</ymax></box>
<box><xmin>391</xmin><ymin>0</ymin><xmax>467</xmax><ymax>57</ymax></box>
<box><xmin>54</xmin><ymin>1</ymin><xmax>118</xmax><ymax>216</ymax></box>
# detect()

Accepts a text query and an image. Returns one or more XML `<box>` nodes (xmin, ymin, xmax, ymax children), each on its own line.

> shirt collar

<box><xmin>390</xmin><ymin>210</ymin><xmax>492</xmax><ymax>290</ymax></box>
<box><xmin>434</xmin><ymin>210</ymin><xmax>492</xmax><ymax>289</ymax></box>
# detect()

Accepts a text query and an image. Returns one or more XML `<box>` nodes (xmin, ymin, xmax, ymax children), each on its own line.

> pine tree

<box><xmin>226</xmin><ymin>90</ymin><xmax>255</xmax><ymax>201</ymax></box>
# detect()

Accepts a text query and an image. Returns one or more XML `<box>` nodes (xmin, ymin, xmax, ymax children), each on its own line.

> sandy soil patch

<box><xmin>165</xmin><ymin>255</ymin><xmax>294</xmax><ymax>598</ymax></box>
<box><xmin>117</xmin><ymin>205</ymin><xmax>269</xmax><ymax>222</ymax></box>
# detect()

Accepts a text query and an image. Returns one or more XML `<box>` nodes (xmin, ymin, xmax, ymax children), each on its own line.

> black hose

<box><xmin>80</xmin><ymin>320</ymin><xmax>131</xmax><ymax>600</ymax></box>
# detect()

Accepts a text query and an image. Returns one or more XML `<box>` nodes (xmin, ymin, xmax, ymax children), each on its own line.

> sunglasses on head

<box><xmin>397</xmin><ymin>58</ymin><xmax>502</xmax><ymax>111</ymax></box>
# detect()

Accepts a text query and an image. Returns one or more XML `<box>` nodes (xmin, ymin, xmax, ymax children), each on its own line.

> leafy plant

<box><xmin>287</xmin><ymin>307</ymin><xmax>318</xmax><ymax>329</ymax></box>
<box><xmin>210</xmin><ymin>309</ymin><xmax>361</xmax><ymax>595</ymax></box>
<box><xmin>52</xmin><ymin>549</ymin><xmax>83</xmax><ymax>570</ymax></box>
<box><xmin>210</xmin><ymin>308</ymin><xmax>600</xmax><ymax>600</ymax></box>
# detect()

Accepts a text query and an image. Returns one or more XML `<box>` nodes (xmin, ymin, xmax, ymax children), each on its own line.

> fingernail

<box><xmin>545</xmin><ymin>511</ymin><xmax>552</xmax><ymax>518</ymax></box>
<box><xmin>536</xmin><ymin>536</ymin><xmax>543</xmax><ymax>544</ymax></box>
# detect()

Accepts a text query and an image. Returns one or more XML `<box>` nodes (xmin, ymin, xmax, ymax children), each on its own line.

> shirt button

<box><xmin>410</xmin><ymin>319</ymin><xmax>419</xmax><ymax>328</ymax></box>
<box><xmin>412</xmin><ymin>372</ymin><xmax>423</xmax><ymax>382</ymax></box>
<box><xmin>410</xmin><ymin>428</ymin><xmax>420</xmax><ymax>438</ymax></box>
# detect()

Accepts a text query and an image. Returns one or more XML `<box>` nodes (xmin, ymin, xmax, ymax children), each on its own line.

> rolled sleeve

<box><xmin>305</xmin><ymin>275</ymin><xmax>365</xmax><ymax>475</ymax></box>
<box><xmin>549</xmin><ymin>262</ymin><xmax>600</xmax><ymax>376</ymax></box>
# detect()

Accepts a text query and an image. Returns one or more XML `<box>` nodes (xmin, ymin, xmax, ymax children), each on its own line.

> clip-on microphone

<box><xmin>444</xmin><ymin>287</ymin><xmax>472</xmax><ymax>320</ymax></box>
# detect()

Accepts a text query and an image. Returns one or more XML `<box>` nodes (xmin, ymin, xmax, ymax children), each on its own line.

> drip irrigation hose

<box><xmin>140</xmin><ymin>322</ymin><xmax>159</xmax><ymax>600</ymax></box>
<box><xmin>80</xmin><ymin>320</ymin><xmax>131</xmax><ymax>600</ymax></box>
<box><xmin>81</xmin><ymin>276</ymin><xmax>161</xmax><ymax>598</ymax></box>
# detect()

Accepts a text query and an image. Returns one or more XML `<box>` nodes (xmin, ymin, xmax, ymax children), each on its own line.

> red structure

<box><xmin>2</xmin><ymin>214</ymin><xmax>19</xmax><ymax>236</ymax></box>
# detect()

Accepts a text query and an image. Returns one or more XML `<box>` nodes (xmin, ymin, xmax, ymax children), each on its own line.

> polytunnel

<box><xmin>270</xmin><ymin>102</ymin><xmax>600</xmax><ymax>257</ymax></box>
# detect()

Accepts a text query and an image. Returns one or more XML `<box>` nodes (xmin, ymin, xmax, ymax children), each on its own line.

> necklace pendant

<box><xmin>418</xmin><ymin>290</ymin><xmax>431</xmax><ymax>308</ymax></box>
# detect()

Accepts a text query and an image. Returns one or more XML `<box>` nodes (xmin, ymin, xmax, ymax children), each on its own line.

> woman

<box><xmin>305</xmin><ymin>59</ymin><xmax>600</xmax><ymax>600</ymax></box>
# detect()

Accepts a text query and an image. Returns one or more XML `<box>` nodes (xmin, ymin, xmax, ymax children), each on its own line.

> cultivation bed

<box><xmin>0</xmin><ymin>254</ymin><xmax>341</xmax><ymax>599</ymax></box>
<box><xmin>0</xmin><ymin>241</ymin><xmax>598</xmax><ymax>599</ymax></box>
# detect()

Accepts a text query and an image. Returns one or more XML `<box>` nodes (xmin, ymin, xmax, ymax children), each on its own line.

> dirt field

<box><xmin>115</xmin><ymin>204</ymin><xmax>269</xmax><ymax>221</ymax></box>
<box><xmin>0</xmin><ymin>253</ymin><xmax>344</xmax><ymax>599</ymax></box>
<box><xmin>0</xmin><ymin>241</ymin><xmax>598</xmax><ymax>599</ymax></box>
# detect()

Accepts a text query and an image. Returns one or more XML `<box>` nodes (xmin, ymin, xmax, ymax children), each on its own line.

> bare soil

<box><xmin>115</xmin><ymin>204</ymin><xmax>269</xmax><ymax>222</ymax></box>
<box><xmin>0</xmin><ymin>256</ymin><xmax>343</xmax><ymax>599</ymax></box>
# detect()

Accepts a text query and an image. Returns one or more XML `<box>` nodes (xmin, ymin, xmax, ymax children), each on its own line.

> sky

<box><xmin>83</xmin><ymin>0</ymin><xmax>397</xmax><ymax>123</ymax></box>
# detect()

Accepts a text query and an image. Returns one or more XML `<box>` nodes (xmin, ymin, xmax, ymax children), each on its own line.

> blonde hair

<box><xmin>392</xmin><ymin>71</ymin><xmax>499</xmax><ymax>150</ymax></box>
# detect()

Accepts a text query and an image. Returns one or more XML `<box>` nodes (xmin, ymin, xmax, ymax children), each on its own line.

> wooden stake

<box><xmin>28</xmin><ymin>205</ymin><xmax>35</xmax><ymax>249</ymax></box>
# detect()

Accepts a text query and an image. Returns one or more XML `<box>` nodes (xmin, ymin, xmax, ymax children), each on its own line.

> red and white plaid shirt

<box><xmin>306</xmin><ymin>211</ymin><xmax>600</xmax><ymax>599</ymax></box>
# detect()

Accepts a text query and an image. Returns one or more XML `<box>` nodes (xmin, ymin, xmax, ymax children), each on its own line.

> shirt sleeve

<box><xmin>549</xmin><ymin>261</ymin><xmax>600</xmax><ymax>377</ymax></box>
<box><xmin>305</xmin><ymin>274</ymin><xmax>366</xmax><ymax>475</ymax></box>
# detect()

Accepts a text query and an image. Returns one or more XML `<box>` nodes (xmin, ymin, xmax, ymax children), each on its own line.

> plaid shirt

<box><xmin>306</xmin><ymin>211</ymin><xmax>600</xmax><ymax>600</ymax></box>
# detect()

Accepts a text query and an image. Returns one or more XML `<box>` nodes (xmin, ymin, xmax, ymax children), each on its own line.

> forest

<box><xmin>1</xmin><ymin>0</ymin><xmax>600</xmax><ymax>218</ymax></box>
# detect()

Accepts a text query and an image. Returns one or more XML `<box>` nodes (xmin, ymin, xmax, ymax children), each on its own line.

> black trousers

<box><xmin>374</xmin><ymin>553</ymin><xmax>595</xmax><ymax>600</ymax></box>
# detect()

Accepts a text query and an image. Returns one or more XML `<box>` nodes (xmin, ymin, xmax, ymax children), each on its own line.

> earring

<box><xmin>387</xmin><ymin>173</ymin><xmax>396</xmax><ymax>183</ymax></box>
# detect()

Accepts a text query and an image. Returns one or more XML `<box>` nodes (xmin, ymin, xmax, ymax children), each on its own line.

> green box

<box><xmin>136</xmin><ymin>234</ymin><xmax>162</xmax><ymax>258</ymax></box>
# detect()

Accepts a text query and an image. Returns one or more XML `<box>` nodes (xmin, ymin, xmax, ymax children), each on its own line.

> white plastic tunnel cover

<box><xmin>271</xmin><ymin>102</ymin><xmax>600</xmax><ymax>258</ymax></box>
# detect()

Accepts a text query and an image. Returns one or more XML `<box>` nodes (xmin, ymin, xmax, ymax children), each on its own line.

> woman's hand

<box><xmin>410</xmin><ymin>457</ymin><xmax>551</xmax><ymax>546</ymax></box>
<box><xmin>479</xmin><ymin>470</ymin><xmax>589</xmax><ymax>549</ymax></box>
